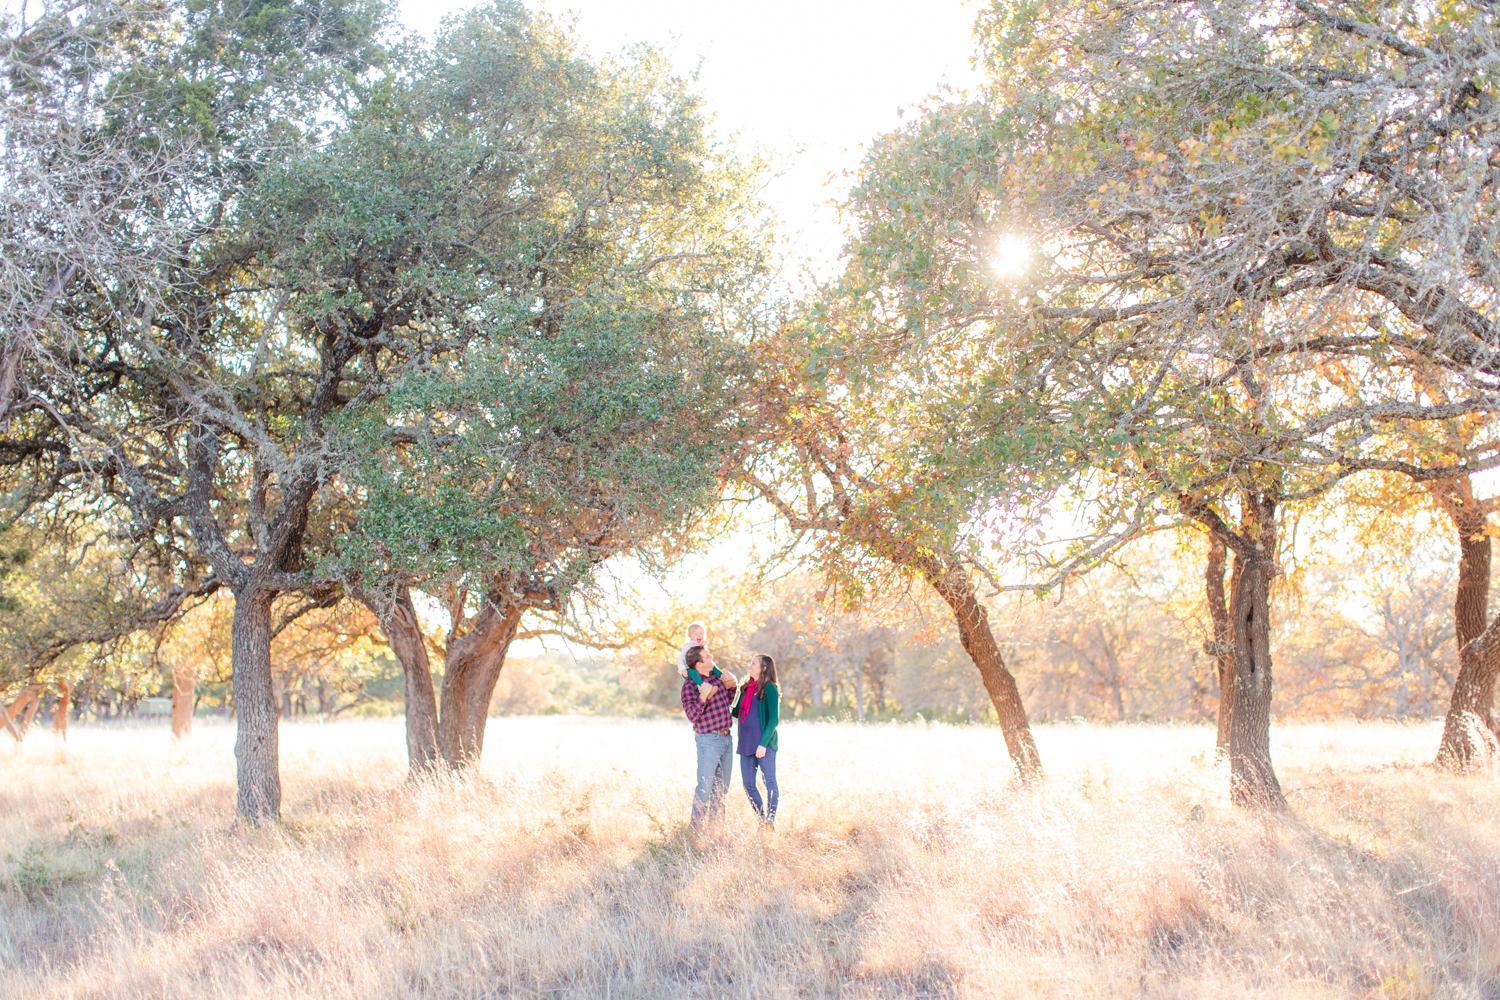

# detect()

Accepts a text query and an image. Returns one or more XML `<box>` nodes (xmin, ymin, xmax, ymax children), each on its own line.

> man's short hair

<box><xmin>685</xmin><ymin>646</ymin><xmax>707</xmax><ymax>670</ymax></box>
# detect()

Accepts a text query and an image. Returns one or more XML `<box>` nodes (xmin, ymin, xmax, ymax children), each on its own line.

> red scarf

<box><xmin>739</xmin><ymin>679</ymin><xmax>757</xmax><ymax>720</ymax></box>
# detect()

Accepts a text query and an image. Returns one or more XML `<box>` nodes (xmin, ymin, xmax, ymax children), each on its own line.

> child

<box><xmin>677</xmin><ymin>622</ymin><xmax>721</xmax><ymax>686</ymax></box>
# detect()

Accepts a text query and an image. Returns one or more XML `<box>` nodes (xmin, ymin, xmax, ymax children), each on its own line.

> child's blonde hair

<box><xmin>686</xmin><ymin>622</ymin><xmax>706</xmax><ymax>641</ymax></box>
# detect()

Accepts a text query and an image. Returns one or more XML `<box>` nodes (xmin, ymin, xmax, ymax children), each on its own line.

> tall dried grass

<box><xmin>1</xmin><ymin>717</ymin><xmax>1496</xmax><ymax>998</ymax></box>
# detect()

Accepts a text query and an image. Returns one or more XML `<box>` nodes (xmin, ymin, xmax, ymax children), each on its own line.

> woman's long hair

<box><xmin>755</xmin><ymin>654</ymin><xmax>777</xmax><ymax>698</ymax></box>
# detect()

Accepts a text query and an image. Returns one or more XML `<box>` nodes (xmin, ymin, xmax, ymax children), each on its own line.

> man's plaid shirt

<box><xmin>681</xmin><ymin>673</ymin><xmax>733</xmax><ymax>734</ymax></box>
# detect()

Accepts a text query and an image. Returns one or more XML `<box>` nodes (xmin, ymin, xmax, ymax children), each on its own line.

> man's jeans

<box><xmin>691</xmin><ymin>732</ymin><xmax>734</xmax><ymax>829</ymax></box>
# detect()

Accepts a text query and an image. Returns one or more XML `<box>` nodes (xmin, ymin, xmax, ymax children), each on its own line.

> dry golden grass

<box><xmin>1</xmin><ymin>717</ymin><xmax>1497</xmax><ymax>999</ymax></box>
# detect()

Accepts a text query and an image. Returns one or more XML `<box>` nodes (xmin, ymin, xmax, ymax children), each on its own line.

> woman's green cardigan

<box><xmin>730</xmin><ymin>681</ymin><xmax>779</xmax><ymax>752</ymax></box>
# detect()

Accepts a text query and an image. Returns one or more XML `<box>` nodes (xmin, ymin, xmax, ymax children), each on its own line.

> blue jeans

<box><xmin>740</xmin><ymin>749</ymin><xmax>778</xmax><ymax>821</ymax></box>
<box><xmin>691</xmin><ymin>732</ymin><xmax>734</xmax><ymax>829</ymax></box>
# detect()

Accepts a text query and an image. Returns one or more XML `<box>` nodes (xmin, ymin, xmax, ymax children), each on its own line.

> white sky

<box><xmin>421</xmin><ymin>0</ymin><xmax>983</xmax><ymax>654</ymax></box>
<box><xmin>390</xmin><ymin>2</ymin><xmax>989</xmax><ymax>654</ymax></box>
<box><xmin>399</xmin><ymin>0</ymin><xmax>985</xmax><ymax>276</ymax></box>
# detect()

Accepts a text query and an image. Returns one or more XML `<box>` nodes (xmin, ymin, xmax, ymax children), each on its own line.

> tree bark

<box><xmin>462</xmin><ymin>605</ymin><xmax>523</xmax><ymax>762</ymax></box>
<box><xmin>1205</xmin><ymin>532</ymin><xmax>1236</xmax><ymax>758</ymax></box>
<box><xmin>0</xmin><ymin>262</ymin><xmax>80</xmax><ymax>425</ymax></box>
<box><xmin>438</xmin><ymin>649</ymin><xmax>474</xmax><ymax>768</ymax></box>
<box><xmin>1452</xmin><ymin>506</ymin><xmax>1491</xmax><ymax>655</ymax></box>
<box><xmin>362</xmin><ymin>582</ymin><xmax>525</xmax><ymax>772</ymax></box>
<box><xmin>438</xmin><ymin>594</ymin><xmax>521</xmax><ymax>767</ymax></box>
<box><xmin>1224</xmin><ymin>496</ymin><xmax>1286</xmax><ymax>811</ymax></box>
<box><xmin>231</xmin><ymin>587</ymin><xmax>281</xmax><ymax>823</ymax></box>
<box><xmin>1099</xmin><ymin>626</ymin><xmax>1126</xmax><ymax>722</ymax></box>
<box><xmin>357</xmin><ymin>583</ymin><xmax>441</xmax><ymax>772</ymax></box>
<box><xmin>171</xmin><ymin>663</ymin><xmax>195</xmax><ymax>739</ymax></box>
<box><xmin>1437</xmin><ymin>632</ymin><xmax>1500</xmax><ymax>771</ymax></box>
<box><xmin>0</xmin><ymin>699</ymin><xmax>19</xmax><ymax>740</ymax></box>
<box><xmin>5</xmin><ymin>685</ymin><xmax>41</xmax><ymax>741</ymax></box>
<box><xmin>1436</xmin><ymin>492</ymin><xmax>1500</xmax><ymax>770</ymax></box>
<box><xmin>924</xmin><ymin>561</ymin><xmax>1043</xmax><ymax>782</ymax></box>
<box><xmin>52</xmin><ymin>679</ymin><xmax>72</xmax><ymax>739</ymax></box>
<box><xmin>392</xmin><ymin>588</ymin><xmax>441</xmax><ymax>771</ymax></box>
<box><xmin>855</xmin><ymin>664</ymin><xmax>866</xmax><ymax>723</ymax></box>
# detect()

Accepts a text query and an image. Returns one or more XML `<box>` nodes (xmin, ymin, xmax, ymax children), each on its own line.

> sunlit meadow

<box><xmin>2</xmin><ymin>717</ymin><xmax>1497</xmax><ymax>998</ymax></box>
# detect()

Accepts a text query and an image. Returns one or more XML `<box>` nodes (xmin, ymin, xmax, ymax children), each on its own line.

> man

<box><xmin>681</xmin><ymin>645</ymin><xmax>737</xmax><ymax>832</ymax></box>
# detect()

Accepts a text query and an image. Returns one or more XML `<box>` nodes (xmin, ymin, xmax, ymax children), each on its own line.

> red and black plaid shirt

<box><xmin>682</xmin><ymin>673</ymin><xmax>733</xmax><ymax>734</ymax></box>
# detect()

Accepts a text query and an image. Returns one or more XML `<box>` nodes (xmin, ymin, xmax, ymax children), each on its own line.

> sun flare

<box><xmin>990</xmin><ymin>234</ymin><xmax>1031</xmax><ymax>277</ymax></box>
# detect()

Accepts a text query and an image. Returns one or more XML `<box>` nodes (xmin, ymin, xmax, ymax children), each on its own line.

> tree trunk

<box><xmin>1099</xmin><ymin>627</ymin><xmax>1126</xmax><ymax>722</ymax></box>
<box><xmin>855</xmin><ymin>663</ymin><xmax>866</xmax><ymax>723</ymax></box>
<box><xmin>462</xmin><ymin>605</ymin><xmax>523</xmax><ymax>762</ymax></box>
<box><xmin>924</xmin><ymin>561</ymin><xmax>1043</xmax><ymax>782</ymax></box>
<box><xmin>5</xmin><ymin>685</ymin><xmax>41</xmax><ymax>741</ymax></box>
<box><xmin>1437</xmin><ymin>498</ymin><xmax>1500</xmax><ymax>769</ymax></box>
<box><xmin>18</xmin><ymin>688</ymin><xmax>40</xmax><ymax>732</ymax></box>
<box><xmin>0</xmin><ymin>261</ymin><xmax>80</xmax><ymax>425</ymax></box>
<box><xmin>364</xmin><ymin>582</ymin><xmax>524</xmax><ymax>772</ymax></box>
<box><xmin>438</xmin><ymin>595</ymin><xmax>519</xmax><ymax>767</ymax></box>
<box><xmin>1437</xmin><ymin>633</ymin><xmax>1500</xmax><ymax>771</ymax></box>
<box><xmin>438</xmin><ymin>651</ymin><xmax>474</xmax><ymax>767</ymax></box>
<box><xmin>171</xmin><ymin>663</ymin><xmax>195</xmax><ymax>739</ymax></box>
<box><xmin>1205</xmin><ymin>532</ymin><xmax>1236</xmax><ymax>758</ymax></box>
<box><xmin>1224</xmin><ymin>497</ymin><xmax>1286</xmax><ymax>811</ymax></box>
<box><xmin>869</xmin><ymin>642</ymin><xmax>889</xmax><ymax>715</ymax></box>
<box><xmin>231</xmin><ymin>588</ymin><xmax>281</xmax><ymax>823</ymax></box>
<box><xmin>359</xmin><ymin>584</ymin><xmax>441</xmax><ymax>772</ymax></box>
<box><xmin>1452</xmin><ymin>505</ymin><xmax>1491</xmax><ymax>654</ymax></box>
<box><xmin>53</xmin><ymin>679</ymin><xmax>72</xmax><ymax>739</ymax></box>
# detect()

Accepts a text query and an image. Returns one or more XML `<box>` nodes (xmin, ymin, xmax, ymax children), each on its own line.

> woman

<box><xmin>730</xmin><ymin>653</ymin><xmax>780</xmax><ymax>828</ymax></box>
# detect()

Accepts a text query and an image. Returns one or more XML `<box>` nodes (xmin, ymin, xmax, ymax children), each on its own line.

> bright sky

<box><xmin>394</xmin><ymin>2</ymin><xmax>990</xmax><ymax>656</ymax></box>
<box><xmin>389</xmin><ymin>1</ymin><xmax>988</xmax><ymax>654</ymax></box>
<box><xmin>399</xmin><ymin>0</ymin><xmax>985</xmax><ymax>277</ymax></box>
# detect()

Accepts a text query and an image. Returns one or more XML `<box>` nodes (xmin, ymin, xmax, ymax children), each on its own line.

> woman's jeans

<box><xmin>692</xmin><ymin>732</ymin><xmax>734</xmax><ymax>829</ymax></box>
<box><xmin>740</xmin><ymin>749</ymin><xmax>778</xmax><ymax>821</ymax></box>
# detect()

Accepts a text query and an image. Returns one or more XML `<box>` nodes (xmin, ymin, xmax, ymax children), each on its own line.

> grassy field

<box><xmin>1</xmin><ymin>716</ymin><xmax>1496</xmax><ymax>999</ymax></box>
